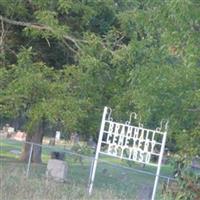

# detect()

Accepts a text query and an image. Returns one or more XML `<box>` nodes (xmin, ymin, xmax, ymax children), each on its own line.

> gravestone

<box><xmin>51</xmin><ymin>151</ymin><xmax>65</xmax><ymax>160</ymax></box>
<box><xmin>191</xmin><ymin>157</ymin><xmax>200</xmax><ymax>169</ymax></box>
<box><xmin>12</xmin><ymin>131</ymin><xmax>26</xmax><ymax>141</ymax></box>
<box><xmin>70</xmin><ymin>132</ymin><xmax>79</xmax><ymax>144</ymax></box>
<box><xmin>10</xmin><ymin>149</ymin><xmax>21</xmax><ymax>155</ymax></box>
<box><xmin>87</xmin><ymin>136</ymin><xmax>96</xmax><ymax>149</ymax></box>
<box><xmin>49</xmin><ymin>138</ymin><xmax>55</xmax><ymax>146</ymax></box>
<box><xmin>46</xmin><ymin>159</ymin><xmax>68</xmax><ymax>182</ymax></box>
<box><xmin>55</xmin><ymin>131</ymin><xmax>61</xmax><ymax>141</ymax></box>
<box><xmin>2</xmin><ymin>124</ymin><xmax>15</xmax><ymax>138</ymax></box>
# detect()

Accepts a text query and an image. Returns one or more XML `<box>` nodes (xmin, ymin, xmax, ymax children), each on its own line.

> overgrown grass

<box><xmin>0</xmin><ymin>138</ymin><xmax>175</xmax><ymax>199</ymax></box>
<box><xmin>0</xmin><ymin>160</ymin><xmax>120</xmax><ymax>200</ymax></box>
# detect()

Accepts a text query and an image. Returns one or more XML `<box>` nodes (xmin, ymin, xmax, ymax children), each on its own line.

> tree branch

<box><xmin>0</xmin><ymin>15</ymin><xmax>80</xmax><ymax>51</ymax></box>
<box><xmin>61</xmin><ymin>39</ymin><xmax>77</xmax><ymax>54</ymax></box>
<box><xmin>188</xmin><ymin>108</ymin><xmax>200</xmax><ymax>112</ymax></box>
<box><xmin>0</xmin><ymin>17</ymin><xmax>5</xmax><ymax>47</ymax></box>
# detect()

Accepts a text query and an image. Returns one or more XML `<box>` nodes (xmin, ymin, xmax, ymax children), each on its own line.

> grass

<box><xmin>0</xmin><ymin>138</ymin><xmax>175</xmax><ymax>200</ymax></box>
<box><xmin>1</xmin><ymin>160</ymin><xmax>120</xmax><ymax>200</ymax></box>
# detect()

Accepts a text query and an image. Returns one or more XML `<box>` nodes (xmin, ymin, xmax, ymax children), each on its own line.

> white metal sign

<box><xmin>88</xmin><ymin>107</ymin><xmax>168</xmax><ymax>200</ymax></box>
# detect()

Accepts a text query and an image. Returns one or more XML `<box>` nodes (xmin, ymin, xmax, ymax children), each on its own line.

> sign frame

<box><xmin>88</xmin><ymin>107</ymin><xmax>168</xmax><ymax>200</ymax></box>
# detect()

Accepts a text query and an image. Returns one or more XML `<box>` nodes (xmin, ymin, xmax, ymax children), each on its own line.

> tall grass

<box><xmin>0</xmin><ymin>139</ymin><xmax>175</xmax><ymax>199</ymax></box>
<box><xmin>0</xmin><ymin>162</ymin><xmax>120</xmax><ymax>200</ymax></box>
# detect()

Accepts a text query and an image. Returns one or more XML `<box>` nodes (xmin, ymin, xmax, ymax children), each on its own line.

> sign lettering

<box><xmin>100</xmin><ymin>121</ymin><xmax>163</xmax><ymax>166</ymax></box>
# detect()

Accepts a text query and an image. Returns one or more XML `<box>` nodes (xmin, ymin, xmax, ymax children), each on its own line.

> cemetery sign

<box><xmin>88</xmin><ymin>107</ymin><xmax>168</xmax><ymax>200</ymax></box>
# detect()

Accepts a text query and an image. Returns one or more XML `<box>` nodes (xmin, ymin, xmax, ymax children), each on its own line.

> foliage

<box><xmin>166</xmin><ymin>153</ymin><xmax>200</xmax><ymax>200</ymax></box>
<box><xmin>0</xmin><ymin>0</ymin><xmax>200</xmax><ymax>195</ymax></box>
<box><xmin>71</xmin><ymin>143</ymin><xmax>93</xmax><ymax>156</ymax></box>
<box><xmin>0</xmin><ymin>48</ymin><xmax>86</xmax><ymax>135</ymax></box>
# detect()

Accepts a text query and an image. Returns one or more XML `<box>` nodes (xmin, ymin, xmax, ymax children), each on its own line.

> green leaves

<box><xmin>0</xmin><ymin>0</ymin><xmax>28</xmax><ymax>17</ymax></box>
<box><xmin>0</xmin><ymin>0</ymin><xmax>199</xmax><ymax>197</ymax></box>
<box><xmin>1</xmin><ymin>0</ymin><xmax>199</xmax><ymax>150</ymax></box>
<box><xmin>0</xmin><ymin>48</ymin><xmax>86</xmax><ymax>135</ymax></box>
<box><xmin>57</xmin><ymin>0</ymin><xmax>73</xmax><ymax>14</ymax></box>
<box><xmin>16</xmin><ymin>47</ymin><xmax>34</xmax><ymax>68</ymax></box>
<box><xmin>24</xmin><ymin>10</ymin><xmax>69</xmax><ymax>40</ymax></box>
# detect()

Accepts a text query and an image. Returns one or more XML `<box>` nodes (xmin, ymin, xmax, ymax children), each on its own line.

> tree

<box><xmin>0</xmin><ymin>47</ymin><xmax>86</xmax><ymax>162</ymax></box>
<box><xmin>0</xmin><ymin>0</ymin><xmax>199</xmax><ymax>182</ymax></box>
<box><xmin>108</xmin><ymin>2</ymin><xmax>200</xmax><ymax>198</ymax></box>
<box><xmin>0</xmin><ymin>0</ymin><xmax>120</xmax><ymax>161</ymax></box>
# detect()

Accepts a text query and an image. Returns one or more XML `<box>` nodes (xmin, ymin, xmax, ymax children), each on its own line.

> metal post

<box><xmin>88</xmin><ymin>157</ymin><xmax>95</xmax><ymax>188</ymax></box>
<box><xmin>88</xmin><ymin>107</ymin><xmax>108</xmax><ymax>195</ymax></box>
<box><xmin>166</xmin><ymin>177</ymin><xmax>170</xmax><ymax>190</ymax></box>
<box><xmin>26</xmin><ymin>143</ymin><xmax>33</xmax><ymax>177</ymax></box>
<box><xmin>151</xmin><ymin>131</ymin><xmax>167</xmax><ymax>200</ymax></box>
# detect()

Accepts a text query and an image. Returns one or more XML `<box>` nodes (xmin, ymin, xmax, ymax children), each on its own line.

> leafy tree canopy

<box><xmin>0</xmin><ymin>0</ymin><xmax>199</xmax><ymax>159</ymax></box>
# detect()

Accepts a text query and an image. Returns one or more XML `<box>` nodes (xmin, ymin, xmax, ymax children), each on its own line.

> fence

<box><xmin>0</xmin><ymin>138</ymin><xmax>176</xmax><ymax>200</ymax></box>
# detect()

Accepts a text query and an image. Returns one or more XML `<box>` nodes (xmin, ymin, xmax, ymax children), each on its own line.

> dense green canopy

<box><xmin>0</xmin><ymin>0</ymin><xmax>200</xmax><ymax>154</ymax></box>
<box><xmin>1</xmin><ymin>0</ymin><xmax>200</xmax><ymax>198</ymax></box>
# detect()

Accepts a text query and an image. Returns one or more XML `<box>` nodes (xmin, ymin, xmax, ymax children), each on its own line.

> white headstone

<box><xmin>8</xmin><ymin>127</ymin><xmax>15</xmax><ymax>133</ymax></box>
<box><xmin>55</xmin><ymin>131</ymin><xmax>61</xmax><ymax>141</ymax></box>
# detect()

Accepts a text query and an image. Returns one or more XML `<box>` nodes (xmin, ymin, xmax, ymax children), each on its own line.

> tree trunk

<box><xmin>20</xmin><ymin>122</ymin><xmax>44</xmax><ymax>163</ymax></box>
